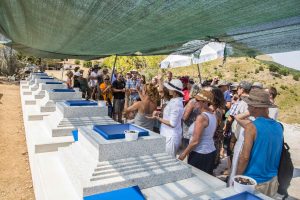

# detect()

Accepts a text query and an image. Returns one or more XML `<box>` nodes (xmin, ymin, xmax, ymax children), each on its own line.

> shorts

<box><xmin>113</xmin><ymin>99</ymin><xmax>125</xmax><ymax>114</ymax></box>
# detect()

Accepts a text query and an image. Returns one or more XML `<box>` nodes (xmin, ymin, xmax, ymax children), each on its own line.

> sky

<box><xmin>269</xmin><ymin>51</ymin><xmax>300</xmax><ymax>71</ymax></box>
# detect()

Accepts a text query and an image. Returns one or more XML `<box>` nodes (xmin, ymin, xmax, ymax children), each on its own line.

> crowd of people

<box><xmin>66</xmin><ymin>65</ymin><xmax>283</xmax><ymax>198</ymax></box>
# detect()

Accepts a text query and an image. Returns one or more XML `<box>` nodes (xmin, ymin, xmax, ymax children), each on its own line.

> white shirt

<box><xmin>89</xmin><ymin>71</ymin><xmax>98</xmax><ymax>87</ymax></box>
<box><xmin>160</xmin><ymin>97</ymin><xmax>184</xmax><ymax>140</ymax></box>
<box><xmin>188</xmin><ymin>112</ymin><xmax>217</xmax><ymax>154</ymax></box>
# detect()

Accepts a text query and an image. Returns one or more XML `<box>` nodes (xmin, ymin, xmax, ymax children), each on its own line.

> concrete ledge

<box><xmin>25</xmin><ymin>100</ymin><xmax>36</xmax><ymax>105</ymax></box>
<box><xmin>40</xmin><ymin>106</ymin><xmax>56</xmax><ymax>113</ymax></box>
<box><xmin>79</xmin><ymin>127</ymin><xmax>166</xmax><ymax>162</ymax></box>
<box><xmin>23</xmin><ymin>91</ymin><xmax>32</xmax><ymax>95</ymax></box>
<box><xmin>34</xmin><ymin>94</ymin><xmax>45</xmax><ymax>99</ymax></box>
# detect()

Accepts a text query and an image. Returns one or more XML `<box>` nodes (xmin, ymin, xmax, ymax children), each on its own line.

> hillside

<box><xmin>169</xmin><ymin>57</ymin><xmax>300</xmax><ymax>124</ymax></box>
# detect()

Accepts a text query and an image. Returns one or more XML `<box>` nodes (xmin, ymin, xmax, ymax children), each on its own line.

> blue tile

<box><xmin>52</xmin><ymin>89</ymin><xmax>75</xmax><ymax>92</ymax></box>
<box><xmin>65</xmin><ymin>100</ymin><xmax>98</xmax><ymax>106</ymax></box>
<box><xmin>83</xmin><ymin>186</ymin><xmax>145</xmax><ymax>200</ymax></box>
<box><xmin>93</xmin><ymin>124</ymin><xmax>149</xmax><ymax>140</ymax></box>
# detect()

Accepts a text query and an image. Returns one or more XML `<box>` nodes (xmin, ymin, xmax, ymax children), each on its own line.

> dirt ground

<box><xmin>0</xmin><ymin>80</ymin><xmax>35</xmax><ymax>200</ymax></box>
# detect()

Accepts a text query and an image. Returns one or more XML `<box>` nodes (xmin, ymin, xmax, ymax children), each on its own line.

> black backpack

<box><xmin>277</xmin><ymin>124</ymin><xmax>294</xmax><ymax>198</ymax></box>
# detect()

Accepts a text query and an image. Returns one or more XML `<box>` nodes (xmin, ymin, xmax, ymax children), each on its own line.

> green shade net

<box><xmin>0</xmin><ymin>0</ymin><xmax>300</xmax><ymax>59</ymax></box>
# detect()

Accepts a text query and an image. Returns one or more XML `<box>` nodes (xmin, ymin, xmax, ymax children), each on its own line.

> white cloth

<box><xmin>269</xmin><ymin>107</ymin><xmax>279</xmax><ymax>120</ymax></box>
<box><xmin>229</xmin><ymin>116</ymin><xmax>255</xmax><ymax>186</ymax></box>
<box><xmin>231</xmin><ymin>100</ymin><xmax>248</xmax><ymax>140</ymax></box>
<box><xmin>228</xmin><ymin>128</ymin><xmax>245</xmax><ymax>186</ymax></box>
<box><xmin>160</xmin><ymin>97</ymin><xmax>184</xmax><ymax>157</ymax></box>
<box><xmin>89</xmin><ymin>71</ymin><xmax>98</xmax><ymax>87</ymax></box>
<box><xmin>188</xmin><ymin>112</ymin><xmax>217</xmax><ymax>154</ymax></box>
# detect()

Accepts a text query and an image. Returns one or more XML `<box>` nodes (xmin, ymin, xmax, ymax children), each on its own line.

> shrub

<box><xmin>259</xmin><ymin>66</ymin><xmax>264</xmax><ymax>71</ymax></box>
<box><xmin>280</xmin><ymin>85</ymin><xmax>287</xmax><ymax>90</ymax></box>
<box><xmin>74</xmin><ymin>60</ymin><xmax>80</xmax><ymax>65</ymax></box>
<box><xmin>269</xmin><ymin>64</ymin><xmax>279</xmax><ymax>72</ymax></box>
<box><xmin>255</xmin><ymin>69</ymin><xmax>259</xmax><ymax>74</ymax></box>
<box><xmin>290</xmin><ymin>89</ymin><xmax>294</xmax><ymax>94</ymax></box>
<box><xmin>83</xmin><ymin>61</ymin><xmax>92</xmax><ymax>68</ymax></box>
<box><xmin>293</xmin><ymin>74</ymin><xmax>299</xmax><ymax>81</ymax></box>
<box><xmin>244</xmin><ymin>75</ymin><xmax>247</xmax><ymax>78</ymax></box>
<box><xmin>279</xmin><ymin>68</ymin><xmax>289</xmax><ymax>76</ymax></box>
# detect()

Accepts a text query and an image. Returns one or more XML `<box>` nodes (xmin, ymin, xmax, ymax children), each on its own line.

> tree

<box><xmin>102</xmin><ymin>55</ymin><xmax>166</xmax><ymax>79</ymax></box>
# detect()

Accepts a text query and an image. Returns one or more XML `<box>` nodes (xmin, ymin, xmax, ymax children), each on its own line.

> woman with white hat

<box><xmin>149</xmin><ymin>79</ymin><xmax>184</xmax><ymax>157</ymax></box>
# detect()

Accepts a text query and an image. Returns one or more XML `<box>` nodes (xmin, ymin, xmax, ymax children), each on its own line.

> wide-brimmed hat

<box><xmin>252</xmin><ymin>82</ymin><xmax>263</xmax><ymax>89</ymax></box>
<box><xmin>243</xmin><ymin>89</ymin><xmax>276</xmax><ymax>108</ymax></box>
<box><xmin>239</xmin><ymin>81</ymin><xmax>252</xmax><ymax>91</ymax></box>
<box><xmin>230</xmin><ymin>82</ymin><xmax>239</xmax><ymax>91</ymax></box>
<box><xmin>164</xmin><ymin>79</ymin><xmax>184</xmax><ymax>95</ymax></box>
<box><xmin>195</xmin><ymin>90</ymin><xmax>214</xmax><ymax>104</ymax></box>
<box><xmin>217</xmin><ymin>80</ymin><xmax>229</xmax><ymax>87</ymax></box>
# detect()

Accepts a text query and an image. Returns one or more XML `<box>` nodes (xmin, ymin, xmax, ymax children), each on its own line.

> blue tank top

<box><xmin>244</xmin><ymin>117</ymin><xmax>283</xmax><ymax>184</ymax></box>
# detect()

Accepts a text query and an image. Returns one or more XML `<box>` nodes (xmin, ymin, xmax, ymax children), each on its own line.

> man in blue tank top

<box><xmin>237</xmin><ymin>89</ymin><xmax>283</xmax><ymax>197</ymax></box>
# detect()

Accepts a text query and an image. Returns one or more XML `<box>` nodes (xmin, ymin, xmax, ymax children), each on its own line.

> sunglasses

<box><xmin>104</xmin><ymin>79</ymin><xmax>109</xmax><ymax>81</ymax></box>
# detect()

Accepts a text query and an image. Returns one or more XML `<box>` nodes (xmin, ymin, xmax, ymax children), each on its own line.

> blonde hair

<box><xmin>66</xmin><ymin>70</ymin><xmax>73</xmax><ymax>78</ymax></box>
<box><xmin>144</xmin><ymin>83</ymin><xmax>160</xmax><ymax>103</ymax></box>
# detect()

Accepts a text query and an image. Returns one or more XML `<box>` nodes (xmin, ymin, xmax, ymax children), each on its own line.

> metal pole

<box><xmin>197</xmin><ymin>63</ymin><xmax>202</xmax><ymax>84</ymax></box>
<box><xmin>111</xmin><ymin>55</ymin><xmax>118</xmax><ymax>82</ymax></box>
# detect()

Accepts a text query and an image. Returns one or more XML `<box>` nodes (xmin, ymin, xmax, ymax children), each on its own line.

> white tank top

<box><xmin>188</xmin><ymin>112</ymin><xmax>217</xmax><ymax>154</ymax></box>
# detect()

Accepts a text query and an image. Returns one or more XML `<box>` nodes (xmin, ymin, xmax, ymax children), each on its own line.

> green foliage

<box><xmin>75</xmin><ymin>60</ymin><xmax>80</xmax><ymax>65</ymax></box>
<box><xmin>102</xmin><ymin>55</ymin><xmax>166</xmax><ymax>79</ymax></box>
<box><xmin>259</xmin><ymin>66</ymin><xmax>264</xmax><ymax>71</ymax></box>
<box><xmin>255</xmin><ymin>69</ymin><xmax>259</xmax><ymax>74</ymax></box>
<box><xmin>278</xmin><ymin>68</ymin><xmax>289</xmax><ymax>76</ymax></box>
<box><xmin>280</xmin><ymin>85</ymin><xmax>288</xmax><ymax>90</ymax></box>
<box><xmin>293</xmin><ymin>74</ymin><xmax>299</xmax><ymax>81</ymax></box>
<box><xmin>83</xmin><ymin>61</ymin><xmax>92</xmax><ymax>68</ymax></box>
<box><xmin>269</xmin><ymin>64</ymin><xmax>280</xmax><ymax>72</ymax></box>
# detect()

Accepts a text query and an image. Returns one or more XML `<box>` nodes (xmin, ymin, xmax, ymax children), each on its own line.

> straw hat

<box><xmin>243</xmin><ymin>89</ymin><xmax>276</xmax><ymax>108</ymax></box>
<box><xmin>163</xmin><ymin>79</ymin><xmax>183</xmax><ymax>95</ymax></box>
<box><xmin>252</xmin><ymin>82</ymin><xmax>263</xmax><ymax>89</ymax></box>
<box><xmin>195</xmin><ymin>90</ymin><xmax>214</xmax><ymax>104</ymax></box>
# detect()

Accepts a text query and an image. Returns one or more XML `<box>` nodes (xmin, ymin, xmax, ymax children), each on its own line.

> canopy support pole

<box><xmin>197</xmin><ymin>64</ymin><xmax>202</xmax><ymax>84</ymax></box>
<box><xmin>111</xmin><ymin>55</ymin><xmax>118</xmax><ymax>82</ymax></box>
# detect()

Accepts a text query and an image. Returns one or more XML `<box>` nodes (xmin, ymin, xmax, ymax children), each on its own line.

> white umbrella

<box><xmin>160</xmin><ymin>42</ymin><xmax>225</xmax><ymax>68</ymax></box>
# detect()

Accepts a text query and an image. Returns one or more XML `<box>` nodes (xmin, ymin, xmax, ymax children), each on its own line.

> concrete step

<box><xmin>25</xmin><ymin>99</ymin><xmax>36</xmax><ymax>105</ymax></box>
<box><xmin>92</xmin><ymin>158</ymin><xmax>178</xmax><ymax>178</ymax></box>
<box><xmin>83</xmin><ymin>153</ymin><xmax>193</xmax><ymax>196</ymax></box>
<box><xmin>40</xmin><ymin>106</ymin><xmax>56</xmax><ymax>112</ymax></box>
<box><xmin>23</xmin><ymin>91</ymin><xmax>32</xmax><ymax>95</ymax></box>
<box><xmin>22</xmin><ymin>85</ymin><xmax>29</xmax><ymax>89</ymax></box>
<box><xmin>58</xmin><ymin>143</ymin><xmax>97</xmax><ymax>197</ymax></box>
<box><xmin>28</xmin><ymin>113</ymin><xmax>49</xmax><ymax>121</ymax></box>
<box><xmin>35</xmin><ymin>94</ymin><xmax>45</xmax><ymax>99</ymax></box>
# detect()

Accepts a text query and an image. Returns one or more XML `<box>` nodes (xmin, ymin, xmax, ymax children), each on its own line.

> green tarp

<box><xmin>0</xmin><ymin>0</ymin><xmax>300</xmax><ymax>59</ymax></box>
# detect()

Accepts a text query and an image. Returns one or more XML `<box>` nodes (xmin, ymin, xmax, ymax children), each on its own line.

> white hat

<box><xmin>74</xmin><ymin>72</ymin><xmax>81</xmax><ymax>77</ymax></box>
<box><xmin>164</xmin><ymin>79</ymin><xmax>184</xmax><ymax>95</ymax></box>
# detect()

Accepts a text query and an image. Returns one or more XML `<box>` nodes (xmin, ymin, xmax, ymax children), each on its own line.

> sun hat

<box><xmin>217</xmin><ymin>80</ymin><xmax>229</xmax><ymax>87</ymax></box>
<box><xmin>195</xmin><ymin>90</ymin><xmax>214</xmax><ymax>104</ymax></box>
<box><xmin>243</xmin><ymin>89</ymin><xmax>276</xmax><ymax>108</ymax></box>
<box><xmin>74</xmin><ymin>71</ymin><xmax>81</xmax><ymax>77</ymax></box>
<box><xmin>163</xmin><ymin>79</ymin><xmax>184</xmax><ymax>95</ymax></box>
<box><xmin>239</xmin><ymin>81</ymin><xmax>252</xmax><ymax>91</ymax></box>
<box><xmin>252</xmin><ymin>82</ymin><xmax>263</xmax><ymax>89</ymax></box>
<box><xmin>230</xmin><ymin>82</ymin><xmax>239</xmax><ymax>91</ymax></box>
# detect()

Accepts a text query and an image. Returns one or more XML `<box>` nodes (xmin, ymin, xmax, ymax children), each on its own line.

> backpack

<box><xmin>277</xmin><ymin>124</ymin><xmax>294</xmax><ymax>198</ymax></box>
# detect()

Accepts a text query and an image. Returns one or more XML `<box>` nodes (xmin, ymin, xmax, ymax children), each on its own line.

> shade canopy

<box><xmin>0</xmin><ymin>0</ymin><xmax>300</xmax><ymax>59</ymax></box>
